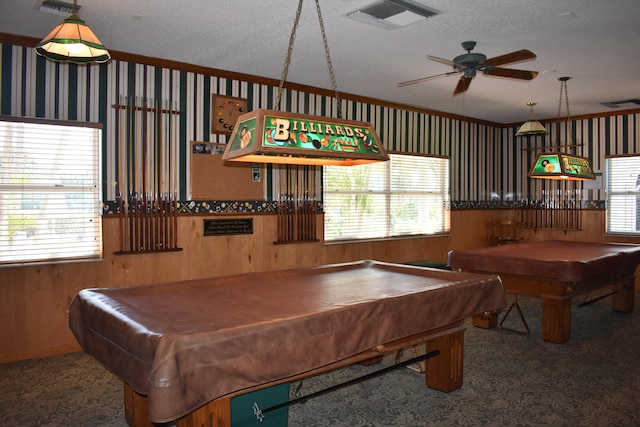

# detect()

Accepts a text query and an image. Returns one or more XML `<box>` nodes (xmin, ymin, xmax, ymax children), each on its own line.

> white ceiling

<box><xmin>2</xmin><ymin>0</ymin><xmax>640</xmax><ymax>124</ymax></box>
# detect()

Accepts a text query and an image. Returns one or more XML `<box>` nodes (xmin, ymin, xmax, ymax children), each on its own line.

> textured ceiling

<box><xmin>2</xmin><ymin>0</ymin><xmax>640</xmax><ymax>124</ymax></box>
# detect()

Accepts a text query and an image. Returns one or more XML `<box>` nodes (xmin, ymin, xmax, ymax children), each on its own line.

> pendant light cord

<box><xmin>274</xmin><ymin>0</ymin><xmax>343</xmax><ymax>118</ymax></box>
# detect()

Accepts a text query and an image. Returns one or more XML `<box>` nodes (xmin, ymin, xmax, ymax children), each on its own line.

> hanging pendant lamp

<box><xmin>222</xmin><ymin>0</ymin><xmax>388</xmax><ymax>166</ymax></box>
<box><xmin>516</xmin><ymin>102</ymin><xmax>548</xmax><ymax>136</ymax></box>
<box><xmin>528</xmin><ymin>77</ymin><xmax>595</xmax><ymax>180</ymax></box>
<box><xmin>36</xmin><ymin>0</ymin><xmax>110</xmax><ymax>64</ymax></box>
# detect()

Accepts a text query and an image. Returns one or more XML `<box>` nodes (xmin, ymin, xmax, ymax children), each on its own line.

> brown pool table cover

<box><xmin>69</xmin><ymin>260</ymin><xmax>505</xmax><ymax>423</ymax></box>
<box><xmin>448</xmin><ymin>240</ymin><xmax>640</xmax><ymax>283</ymax></box>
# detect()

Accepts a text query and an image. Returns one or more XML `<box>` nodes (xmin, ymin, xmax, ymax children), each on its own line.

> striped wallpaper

<box><xmin>1</xmin><ymin>42</ymin><xmax>639</xmax><ymax>208</ymax></box>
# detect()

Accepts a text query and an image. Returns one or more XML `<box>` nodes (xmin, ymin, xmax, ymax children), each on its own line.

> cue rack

<box><xmin>274</xmin><ymin>165</ymin><xmax>320</xmax><ymax>243</ymax></box>
<box><xmin>113</xmin><ymin>96</ymin><xmax>182</xmax><ymax>254</ymax></box>
<box><xmin>520</xmin><ymin>178</ymin><xmax>582</xmax><ymax>232</ymax></box>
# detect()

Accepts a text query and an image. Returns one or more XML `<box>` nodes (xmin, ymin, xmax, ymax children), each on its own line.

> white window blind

<box><xmin>323</xmin><ymin>154</ymin><xmax>450</xmax><ymax>242</ymax></box>
<box><xmin>0</xmin><ymin>117</ymin><xmax>102</xmax><ymax>265</ymax></box>
<box><xmin>605</xmin><ymin>156</ymin><xmax>640</xmax><ymax>235</ymax></box>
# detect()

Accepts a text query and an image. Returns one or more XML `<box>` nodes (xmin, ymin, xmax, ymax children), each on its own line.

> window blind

<box><xmin>605</xmin><ymin>156</ymin><xmax>640</xmax><ymax>235</ymax></box>
<box><xmin>0</xmin><ymin>118</ymin><xmax>102</xmax><ymax>264</ymax></box>
<box><xmin>323</xmin><ymin>154</ymin><xmax>450</xmax><ymax>242</ymax></box>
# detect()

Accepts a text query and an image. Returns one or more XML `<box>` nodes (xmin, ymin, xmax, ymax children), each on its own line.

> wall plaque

<box><xmin>204</xmin><ymin>218</ymin><xmax>253</xmax><ymax>236</ymax></box>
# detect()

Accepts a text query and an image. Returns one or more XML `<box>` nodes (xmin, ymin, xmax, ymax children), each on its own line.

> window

<box><xmin>605</xmin><ymin>155</ymin><xmax>640</xmax><ymax>235</ymax></box>
<box><xmin>323</xmin><ymin>153</ymin><xmax>450</xmax><ymax>242</ymax></box>
<box><xmin>0</xmin><ymin>117</ymin><xmax>102</xmax><ymax>265</ymax></box>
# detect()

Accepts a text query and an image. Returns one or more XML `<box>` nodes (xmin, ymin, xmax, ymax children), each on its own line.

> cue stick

<box><xmin>277</xmin><ymin>168</ymin><xmax>282</xmax><ymax>242</ymax></box>
<box><xmin>286</xmin><ymin>165</ymin><xmax>292</xmax><ymax>241</ymax></box>
<box><xmin>299</xmin><ymin>167</ymin><xmax>303</xmax><ymax>240</ymax></box>
<box><xmin>160</xmin><ymin>100</ymin><xmax>166</xmax><ymax>249</ymax></box>
<box><xmin>149</xmin><ymin>99</ymin><xmax>155</xmax><ymax>249</ymax></box>
<box><xmin>157</xmin><ymin>99</ymin><xmax>162</xmax><ymax>248</ymax></box>
<box><xmin>303</xmin><ymin>166</ymin><xmax>308</xmax><ymax>240</ymax></box>
<box><xmin>312</xmin><ymin>166</ymin><xmax>317</xmax><ymax>240</ymax></box>
<box><xmin>308</xmin><ymin>167</ymin><xmax>313</xmax><ymax>240</ymax></box>
<box><xmin>302</xmin><ymin>166</ymin><xmax>307</xmax><ymax>240</ymax></box>
<box><xmin>298</xmin><ymin>166</ymin><xmax>302</xmax><ymax>240</ymax></box>
<box><xmin>252</xmin><ymin>350</ymin><xmax>441</xmax><ymax>422</ymax></box>
<box><xmin>167</xmin><ymin>99</ymin><xmax>173</xmax><ymax>249</ymax></box>
<box><xmin>173</xmin><ymin>107</ymin><xmax>178</xmax><ymax>249</ymax></box>
<box><xmin>172</xmin><ymin>189</ymin><xmax>178</xmax><ymax>249</ymax></box>
<box><xmin>307</xmin><ymin>167</ymin><xmax>312</xmax><ymax>240</ymax></box>
<box><xmin>153</xmin><ymin>98</ymin><xmax>159</xmax><ymax>249</ymax></box>
<box><xmin>293</xmin><ymin>166</ymin><xmax>297</xmax><ymax>241</ymax></box>
<box><xmin>538</xmin><ymin>187</ymin><xmax>543</xmax><ymax>229</ymax></box>
<box><xmin>283</xmin><ymin>166</ymin><xmax>288</xmax><ymax>242</ymax></box>
<box><xmin>289</xmin><ymin>166</ymin><xmax>294</xmax><ymax>241</ymax></box>
<box><xmin>152</xmin><ymin>100</ymin><xmax>158</xmax><ymax>249</ymax></box>
<box><xmin>128</xmin><ymin>96</ymin><xmax>135</xmax><ymax>251</ymax></box>
<box><xmin>143</xmin><ymin>101</ymin><xmax>149</xmax><ymax>250</ymax></box>
<box><xmin>116</xmin><ymin>95</ymin><xmax>123</xmax><ymax>252</ymax></box>
<box><xmin>283</xmin><ymin>167</ymin><xmax>288</xmax><ymax>242</ymax></box>
<box><xmin>135</xmin><ymin>98</ymin><xmax>141</xmax><ymax>250</ymax></box>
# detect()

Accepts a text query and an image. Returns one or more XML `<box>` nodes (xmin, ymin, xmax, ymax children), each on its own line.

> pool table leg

<box><xmin>472</xmin><ymin>311</ymin><xmax>498</xmax><ymax>329</ymax></box>
<box><xmin>541</xmin><ymin>296</ymin><xmax>571</xmax><ymax>344</ymax></box>
<box><xmin>124</xmin><ymin>383</ymin><xmax>232</xmax><ymax>427</ymax></box>
<box><xmin>423</xmin><ymin>327</ymin><xmax>465</xmax><ymax>392</ymax></box>
<box><xmin>612</xmin><ymin>277</ymin><xmax>635</xmax><ymax>313</ymax></box>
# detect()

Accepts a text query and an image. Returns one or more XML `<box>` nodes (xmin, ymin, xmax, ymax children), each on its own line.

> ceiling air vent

<box><xmin>345</xmin><ymin>0</ymin><xmax>438</xmax><ymax>30</ymax></box>
<box><xmin>35</xmin><ymin>0</ymin><xmax>79</xmax><ymax>16</ymax></box>
<box><xmin>601</xmin><ymin>99</ymin><xmax>640</xmax><ymax>109</ymax></box>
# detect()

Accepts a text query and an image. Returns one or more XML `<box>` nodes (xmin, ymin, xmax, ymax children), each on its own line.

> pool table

<box><xmin>69</xmin><ymin>260</ymin><xmax>505</xmax><ymax>426</ymax></box>
<box><xmin>448</xmin><ymin>240</ymin><xmax>640</xmax><ymax>343</ymax></box>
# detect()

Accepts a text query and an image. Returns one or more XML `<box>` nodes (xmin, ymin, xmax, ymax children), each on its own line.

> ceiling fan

<box><xmin>398</xmin><ymin>41</ymin><xmax>539</xmax><ymax>96</ymax></box>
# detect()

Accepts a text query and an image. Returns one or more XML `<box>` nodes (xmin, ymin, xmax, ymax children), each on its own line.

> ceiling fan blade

<box><xmin>453</xmin><ymin>76</ymin><xmax>472</xmax><ymax>96</ymax></box>
<box><xmin>484</xmin><ymin>67</ymin><xmax>539</xmax><ymax>80</ymax></box>
<box><xmin>484</xmin><ymin>49</ymin><xmax>536</xmax><ymax>67</ymax></box>
<box><xmin>427</xmin><ymin>55</ymin><xmax>456</xmax><ymax>67</ymax></box>
<box><xmin>397</xmin><ymin>71</ymin><xmax>460</xmax><ymax>88</ymax></box>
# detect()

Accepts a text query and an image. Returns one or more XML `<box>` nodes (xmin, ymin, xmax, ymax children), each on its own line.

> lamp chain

<box><xmin>556</xmin><ymin>77</ymin><xmax>573</xmax><ymax>146</ymax></box>
<box><xmin>314</xmin><ymin>0</ymin><xmax>343</xmax><ymax>118</ymax></box>
<box><xmin>274</xmin><ymin>0</ymin><xmax>343</xmax><ymax>119</ymax></box>
<box><xmin>556</xmin><ymin>80</ymin><xmax>571</xmax><ymax>121</ymax></box>
<box><xmin>274</xmin><ymin>0</ymin><xmax>303</xmax><ymax>112</ymax></box>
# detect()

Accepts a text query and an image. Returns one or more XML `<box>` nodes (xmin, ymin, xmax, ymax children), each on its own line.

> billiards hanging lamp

<box><xmin>222</xmin><ymin>0</ymin><xmax>388</xmax><ymax>166</ymax></box>
<box><xmin>35</xmin><ymin>0</ymin><xmax>110</xmax><ymax>64</ymax></box>
<box><xmin>528</xmin><ymin>77</ymin><xmax>595</xmax><ymax>180</ymax></box>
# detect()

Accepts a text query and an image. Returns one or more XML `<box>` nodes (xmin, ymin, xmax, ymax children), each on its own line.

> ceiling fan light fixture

<box><xmin>516</xmin><ymin>102</ymin><xmax>548</xmax><ymax>136</ymax></box>
<box><xmin>35</xmin><ymin>0</ymin><xmax>110</xmax><ymax>64</ymax></box>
